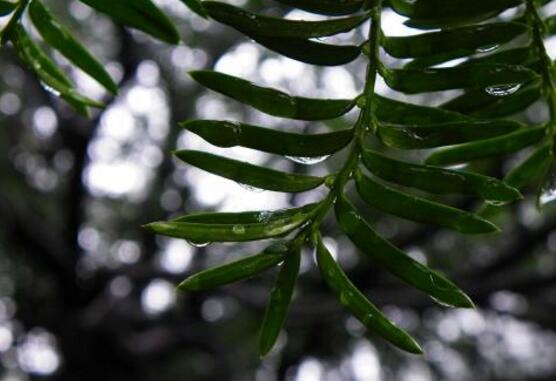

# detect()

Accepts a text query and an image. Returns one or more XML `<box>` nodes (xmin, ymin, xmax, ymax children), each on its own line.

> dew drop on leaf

<box><xmin>485</xmin><ymin>200</ymin><xmax>507</xmax><ymax>207</ymax></box>
<box><xmin>238</xmin><ymin>183</ymin><xmax>265</xmax><ymax>192</ymax></box>
<box><xmin>257</xmin><ymin>211</ymin><xmax>274</xmax><ymax>222</ymax></box>
<box><xmin>40</xmin><ymin>82</ymin><xmax>61</xmax><ymax>97</ymax></box>
<box><xmin>286</xmin><ymin>155</ymin><xmax>330</xmax><ymax>165</ymax></box>
<box><xmin>539</xmin><ymin>164</ymin><xmax>556</xmax><ymax>206</ymax></box>
<box><xmin>430</xmin><ymin>297</ymin><xmax>455</xmax><ymax>308</ymax></box>
<box><xmin>232</xmin><ymin>225</ymin><xmax>246</xmax><ymax>235</ymax></box>
<box><xmin>476</xmin><ymin>44</ymin><xmax>499</xmax><ymax>54</ymax></box>
<box><xmin>339</xmin><ymin>291</ymin><xmax>353</xmax><ymax>305</ymax></box>
<box><xmin>187</xmin><ymin>240</ymin><xmax>211</xmax><ymax>248</ymax></box>
<box><xmin>484</xmin><ymin>83</ymin><xmax>521</xmax><ymax>97</ymax></box>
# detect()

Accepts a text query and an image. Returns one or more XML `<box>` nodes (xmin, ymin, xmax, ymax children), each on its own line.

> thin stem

<box><xmin>302</xmin><ymin>0</ymin><xmax>383</xmax><ymax>241</ymax></box>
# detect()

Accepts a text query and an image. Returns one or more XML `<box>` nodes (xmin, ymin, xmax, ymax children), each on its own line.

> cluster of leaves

<box><xmin>4</xmin><ymin>0</ymin><xmax>556</xmax><ymax>357</ymax></box>
<box><xmin>145</xmin><ymin>0</ymin><xmax>556</xmax><ymax>356</ymax></box>
<box><xmin>0</xmin><ymin>0</ymin><xmax>196</xmax><ymax>115</ymax></box>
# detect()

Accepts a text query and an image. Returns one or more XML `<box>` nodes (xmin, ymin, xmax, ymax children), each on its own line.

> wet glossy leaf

<box><xmin>335</xmin><ymin>195</ymin><xmax>474</xmax><ymax>308</ymax></box>
<box><xmin>505</xmin><ymin>142</ymin><xmax>553</xmax><ymax>189</ymax></box>
<box><xmin>378</xmin><ymin>120</ymin><xmax>521</xmax><ymax>149</ymax></box>
<box><xmin>425</xmin><ymin>126</ymin><xmax>546</xmax><ymax>165</ymax></box>
<box><xmin>404</xmin><ymin>51</ymin><xmax>469</xmax><ymax>70</ymax></box>
<box><xmin>355</xmin><ymin>171</ymin><xmax>499</xmax><ymax>234</ymax></box>
<box><xmin>373</xmin><ymin>95</ymin><xmax>473</xmax><ymax>125</ymax></box>
<box><xmin>382</xmin><ymin>64</ymin><xmax>539</xmax><ymax>94</ymax></box>
<box><xmin>190</xmin><ymin>71</ymin><xmax>355</xmax><ymax>120</ymax></box>
<box><xmin>0</xmin><ymin>0</ymin><xmax>16</xmax><ymax>16</ymax></box>
<box><xmin>462</xmin><ymin>47</ymin><xmax>537</xmax><ymax>67</ymax></box>
<box><xmin>389</xmin><ymin>0</ymin><xmax>523</xmax><ymax>29</ymax></box>
<box><xmin>204</xmin><ymin>2</ymin><xmax>362</xmax><ymax>66</ymax></box>
<box><xmin>180</xmin><ymin>0</ymin><xmax>208</xmax><ymax>18</ymax></box>
<box><xmin>442</xmin><ymin>82</ymin><xmax>542</xmax><ymax>118</ymax></box>
<box><xmin>146</xmin><ymin>206</ymin><xmax>314</xmax><ymax>242</ymax></box>
<box><xmin>178</xmin><ymin>242</ymin><xmax>290</xmax><ymax>290</ymax></box>
<box><xmin>382</xmin><ymin>23</ymin><xmax>528</xmax><ymax>59</ymax></box>
<box><xmin>182</xmin><ymin>120</ymin><xmax>353</xmax><ymax>156</ymax></box>
<box><xmin>173</xmin><ymin>203</ymin><xmax>319</xmax><ymax>224</ymax></box>
<box><xmin>361</xmin><ymin>149</ymin><xmax>521</xmax><ymax>202</ymax></box>
<box><xmin>204</xmin><ymin>2</ymin><xmax>367</xmax><ymax>38</ymax></box>
<box><xmin>79</xmin><ymin>0</ymin><xmax>180</xmax><ymax>44</ymax></box>
<box><xmin>174</xmin><ymin>150</ymin><xmax>324</xmax><ymax>192</ymax></box>
<box><xmin>315</xmin><ymin>233</ymin><xmax>423</xmax><ymax>354</ymax></box>
<box><xmin>11</xmin><ymin>25</ymin><xmax>102</xmax><ymax>114</ymax></box>
<box><xmin>0</xmin><ymin>0</ymin><xmax>29</xmax><ymax>44</ymax></box>
<box><xmin>259</xmin><ymin>246</ymin><xmax>301</xmax><ymax>356</ymax></box>
<box><xmin>248</xmin><ymin>35</ymin><xmax>361</xmax><ymax>66</ymax></box>
<box><xmin>29</xmin><ymin>0</ymin><xmax>118</xmax><ymax>94</ymax></box>
<box><xmin>272</xmin><ymin>0</ymin><xmax>364</xmax><ymax>16</ymax></box>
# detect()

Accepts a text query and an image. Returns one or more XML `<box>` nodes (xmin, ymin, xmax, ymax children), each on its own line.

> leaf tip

<box><xmin>403</xmin><ymin>337</ymin><xmax>424</xmax><ymax>355</ymax></box>
<box><xmin>177</xmin><ymin>276</ymin><xmax>201</xmax><ymax>291</ymax></box>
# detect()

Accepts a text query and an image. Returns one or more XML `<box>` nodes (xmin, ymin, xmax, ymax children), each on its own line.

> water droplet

<box><xmin>325</xmin><ymin>175</ymin><xmax>336</xmax><ymax>188</ymax></box>
<box><xmin>340</xmin><ymin>291</ymin><xmax>353</xmax><ymax>305</ymax></box>
<box><xmin>238</xmin><ymin>183</ymin><xmax>265</xmax><ymax>192</ymax></box>
<box><xmin>540</xmin><ymin>164</ymin><xmax>556</xmax><ymax>206</ymax></box>
<box><xmin>362</xmin><ymin>313</ymin><xmax>374</xmax><ymax>325</ymax></box>
<box><xmin>286</xmin><ymin>155</ymin><xmax>330</xmax><ymax>165</ymax></box>
<box><xmin>476</xmin><ymin>44</ymin><xmax>499</xmax><ymax>54</ymax></box>
<box><xmin>257</xmin><ymin>210</ymin><xmax>274</xmax><ymax>222</ymax></box>
<box><xmin>232</xmin><ymin>225</ymin><xmax>246</xmax><ymax>235</ymax></box>
<box><xmin>187</xmin><ymin>240</ymin><xmax>211</xmax><ymax>248</ymax></box>
<box><xmin>224</xmin><ymin>121</ymin><xmax>242</xmax><ymax>135</ymax></box>
<box><xmin>40</xmin><ymin>82</ymin><xmax>61</xmax><ymax>97</ymax></box>
<box><xmin>485</xmin><ymin>83</ymin><xmax>521</xmax><ymax>97</ymax></box>
<box><xmin>485</xmin><ymin>200</ymin><xmax>507</xmax><ymax>207</ymax></box>
<box><xmin>430</xmin><ymin>297</ymin><xmax>455</xmax><ymax>308</ymax></box>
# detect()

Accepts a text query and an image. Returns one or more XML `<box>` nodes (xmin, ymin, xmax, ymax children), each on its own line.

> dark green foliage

<box><xmin>5</xmin><ymin>0</ymin><xmax>556</xmax><ymax>359</ymax></box>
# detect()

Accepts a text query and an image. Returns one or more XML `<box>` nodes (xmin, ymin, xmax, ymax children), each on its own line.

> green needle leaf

<box><xmin>389</xmin><ymin>0</ymin><xmax>523</xmax><ymax>29</ymax></box>
<box><xmin>377</xmin><ymin>120</ymin><xmax>521</xmax><ymax>149</ymax></box>
<box><xmin>174</xmin><ymin>150</ymin><xmax>324</xmax><ymax>193</ymax></box>
<box><xmin>172</xmin><ymin>203</ymin><xmax>319</xmax><ymax>224</ymax></box>
<box><xmin>355</xmin><ymin>171</ymin><xmax>499</xmax><ymax>234</ymax></box>
<box><xmin>29</xmin><ymin>0</ymin><xmax>118</xmax><ymax>94</ymax></box>
<box><xmin>335</xmin><ymin>195</ymin><xmax>475</xmax><ymax>308</ymax></box>
<box><xmin>373</xmin><ymin>95</ymin><xmax>474</xmax><ymax>125</ymax></box>
<box><xmin>259</xmin><ymin>246</ymin><xmax>301</xmax><ymax>356</ymax></box>
<box><xmin>272</xmin><ymin>0</ymin><xmax>364</xmax><ymax>16</ymax></box>
<box><xmin>203</xmin><ymin>2</ymin><xmax>362</xmax><ymax>66</ymax></box>
<box><xmin>315</xmin><ymin>232</ymin><xmax>423</xmax><ymax>354</ymax></box>
<box><xmin>0</xmin><ymin>0</ymin><xmax>16</xmax><ymax>16</ymax></box>
<box><xmin>79</xmin><ymin>0</ymin><xmax>180</xmax><ymax>44</ymax></box>
<box><xmin>182</xmin><ymin>120</ymin><xmax>353</xmax><ymax>156</ymax></box>
<box><xmin>361</xmin><ymin>149</ymin><xmax>521</xmax><ymax>203</ymax></box>
<box><xmin>442</xmin><ymin>83</ymin><xmax>542</xmax><ymax>118</ymax></box>
<box><xmin>190</xmin><ymin>70</ymin><xmax>355</xmax><ymax>120</ymax></box>
<box><xmin>11</xmin><ymin>25</ymin><xmax>103</xmax><ymax>115</ymax></box>
<box><xmin>479</xmin><ymin>142</ymin><xmax>553</xmax><ymax>218</ymax></box>
<box><xmin>425</xmin><ymin>126</ymin><xmax>546</xmax><ymax>166</ymax></box>
<box><xmin>382</xmin><ymin>22</ymin><xmax>528</xmax><ymax>59</ymax></box>
<box><xmin>204</xmin><ymin>2</ymin><xmax>368</xmax><ymax>39</ymax></box>
<box><xmin>178</xmin><ymin>242</ymin><xmax>290</xmax><ymax>291</ymax></box>
<box><xmin>382</xmin><ymin>64</ymin><xmax>539</xmax><ymax>94</ymax></box>
<box><xmin>180</xmin><ymin>0</ymin><xmax>208</xmax><ymax>18</ymax></box>
<box><xmin>145</xmin><ymin>208</ymin><xmax>314</xmax><ymax>243</ymax></box>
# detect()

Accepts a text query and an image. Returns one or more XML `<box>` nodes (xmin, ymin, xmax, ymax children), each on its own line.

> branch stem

<box><xmin>303</xmin><ymin>1</ymin><xmax>383</xmax><ymax>241</ymax></box>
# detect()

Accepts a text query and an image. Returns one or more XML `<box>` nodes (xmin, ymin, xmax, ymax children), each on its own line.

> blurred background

<box><xmin>1</xmin><ymin>0</ymin><xmax>556</xmax><ymax>380</ymax></box>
